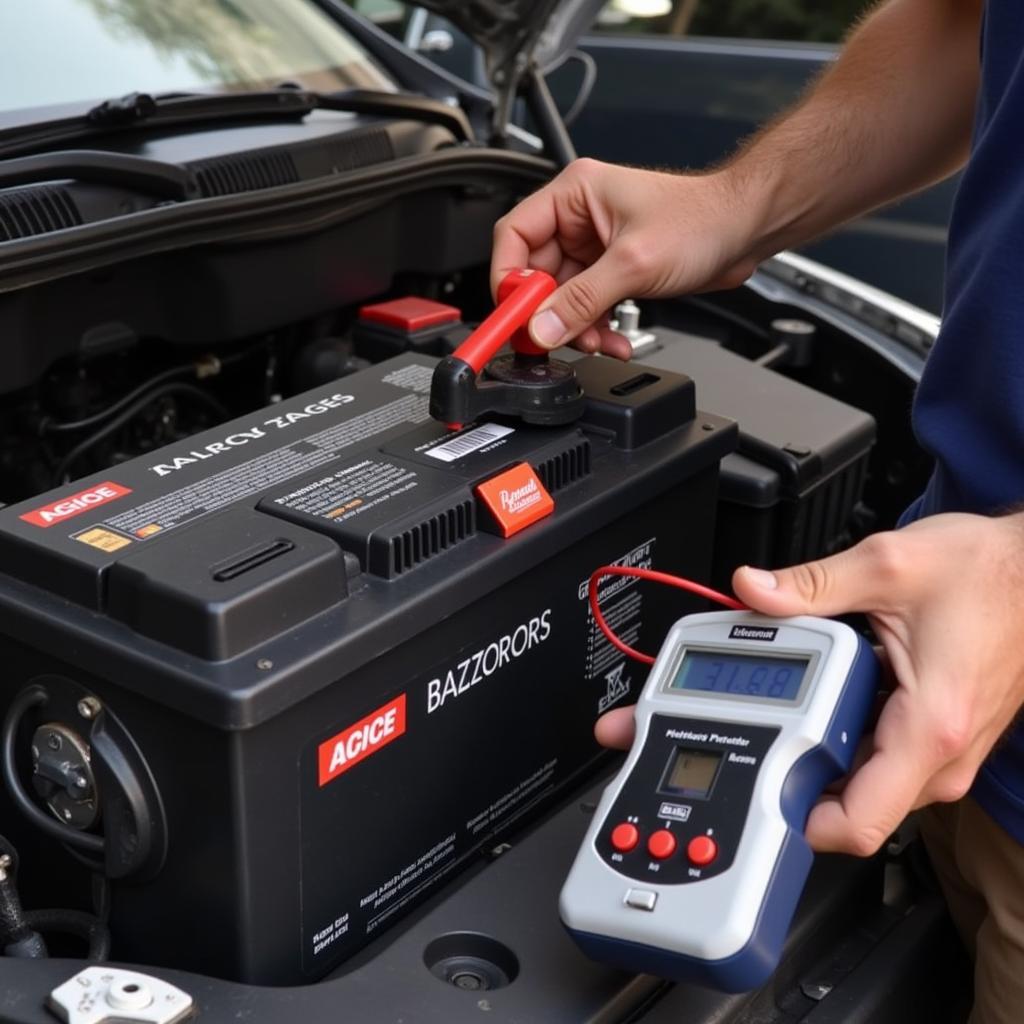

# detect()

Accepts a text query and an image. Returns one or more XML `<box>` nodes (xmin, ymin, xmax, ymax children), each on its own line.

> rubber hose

<box><xmin>24</xmin><ymin>909</ymin><xmax>111</xmax><ymax>961</ymax></box>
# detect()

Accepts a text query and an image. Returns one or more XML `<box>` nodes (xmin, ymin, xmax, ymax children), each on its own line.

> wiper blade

<box><xmin>0</xmin><ymin>90</ymin><xmax>315</xmax><ymax>159</ymax></box>
<box><xmin>86</xmin><ymin>89</ymin><xmax>316</xmax><ymax>127</ymax></box>
<box><xmin>0</xmin><ymin>88</ymin><xmax>472</xmax><ymax>161</ymax></box>
<box><xmin>0</xmin><ymin>150</ymin><xmax>196</xmax><ymax>200</ymax></box>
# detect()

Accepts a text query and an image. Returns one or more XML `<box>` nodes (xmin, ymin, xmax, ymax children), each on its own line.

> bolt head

<box><xmin>77</xmin><ymin>697</ymin><xmax>101</xmax><ymax>720</ymax></box>
<box><xmin>46</xmin><ymin>733</ymin><xmax>62</xmax><ymax>751</ymax></box>
<box><xmin>256</xmin><ymin>658</ymin><xmax>273</xmax><ymax>671</ymax></box>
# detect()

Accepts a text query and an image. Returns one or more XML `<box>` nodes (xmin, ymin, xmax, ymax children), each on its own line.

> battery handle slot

<box><xmin>212</xmin><ymin>539</ymin><xmax>295</xmax><ymax>582</ymax></box>
<box><xmin>610</xmin><ymin>373</ymin><xmax>660</xmax><ymax>397</ymax></box>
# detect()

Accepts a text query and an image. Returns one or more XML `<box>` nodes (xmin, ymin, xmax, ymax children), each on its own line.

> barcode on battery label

<box><xmin>426</xmin><ymin>423</ymin><xmax>514</xmax><ymax>463</ymax></box>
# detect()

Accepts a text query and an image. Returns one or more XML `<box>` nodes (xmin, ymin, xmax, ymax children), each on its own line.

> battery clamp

<box><xmin>561</xmin><ymin>568</ymin><xmax>879</xmax><ymax>991</ymax></box>
<box><xmin>429</xmin><ymin>268</ymin><xmax>585</xmax><ymax>429</ymax></box>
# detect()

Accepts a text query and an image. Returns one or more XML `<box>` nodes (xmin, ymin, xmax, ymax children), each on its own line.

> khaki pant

<box><xmin>919</xmin><ymin>797</ymin><xmax>1024</xmax><ymax>1024</ymax></box>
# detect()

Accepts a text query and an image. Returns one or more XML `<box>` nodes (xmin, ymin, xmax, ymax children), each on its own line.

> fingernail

<box><xmin>742</xmin><ymin>567</ymin><xmax>778</xmax><ymax>590</ymax></box>
<box><xmin>531</xmin><ymin>308</ymin><xmax>567</xmax><ymax>348</ymax></box>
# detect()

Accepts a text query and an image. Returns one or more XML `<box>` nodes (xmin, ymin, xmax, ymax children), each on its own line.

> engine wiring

<box><xmin>588</xmin><ymin>565</ymin><xmax>747</xmax><ymax>666</ymax></box>
<box><xmin>50</xmin><ymin>381</ymin><xmax>229</xmax><ymax>486</ymax></box>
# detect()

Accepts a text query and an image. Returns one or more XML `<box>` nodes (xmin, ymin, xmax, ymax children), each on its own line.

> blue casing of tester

<box><xmin>566</xmin><ymin>630</ymin><xmax>879</xmax><ymax>992</ymax></box>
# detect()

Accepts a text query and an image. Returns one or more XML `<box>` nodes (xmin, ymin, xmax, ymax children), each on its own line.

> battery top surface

<box><xmin>0</xmin><ymin>355</ymin><xmax>734</xmax><ymax>726</ymax></box>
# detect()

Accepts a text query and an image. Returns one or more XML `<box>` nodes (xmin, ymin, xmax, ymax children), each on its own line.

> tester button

<box><xmin>687</xmin><ymin>835</ymin><xmax>718</xmax><ymax>866</ymax></box>
<box><xmin>647</xmin><ymin>829</ymin><xmax>677</xmax><ymax>860</ymax></box>
<box><xmin>610</xmin><ymin>823</ymin><xmax>639</xmax><ymax>853</ymax></box>
<box><xmin>624</xmin><ymin>888</ymin><xmax>658</xmax><ymax>911</ymax></box>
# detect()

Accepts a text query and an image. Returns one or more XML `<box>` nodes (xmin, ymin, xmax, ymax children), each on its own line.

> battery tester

<box><xmin>561</xmin><ymin>567</ymin><xmax>879</xmax><ymax>991</ymax></box>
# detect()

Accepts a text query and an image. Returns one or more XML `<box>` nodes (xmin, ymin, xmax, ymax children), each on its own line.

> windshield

<box><xmin>0</xmin><ymin>0</ymin><xmax>395</xmax><ymax>115</ymax></box>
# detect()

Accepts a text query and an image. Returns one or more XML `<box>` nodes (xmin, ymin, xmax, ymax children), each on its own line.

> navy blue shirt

<box><xmin>903</xmin><ymin>1</ymin><xmax>1024</xmax><ymax>842</ymax></box>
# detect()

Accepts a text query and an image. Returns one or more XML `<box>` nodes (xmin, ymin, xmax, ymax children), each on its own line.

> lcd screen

<box><xmin>660</xmin><ymin>748</ymin><xmax>722</xmax><ymax>799</ymax></box>
<box><xmin>671</xmin><ymin>650</ymin><xmax>809</xmax><ymax>702</ymax></box>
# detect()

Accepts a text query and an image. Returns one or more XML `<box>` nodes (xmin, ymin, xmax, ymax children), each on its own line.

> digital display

<box><xmin>671</xmin><ymin>650</ymin><xmax>809</xmax><ymax>702</ymax></box>
<box><xmin>660</xmin><ymin>748</ymin><xmax>721</xmax><ymax>799</ymax></box>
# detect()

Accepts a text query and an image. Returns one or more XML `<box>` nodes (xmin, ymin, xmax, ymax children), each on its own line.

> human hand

<box><xmin>491</xmin><ymin>158</ymin><xmax>762</xmax><ymax>358</ymax></box>
<box><xmin>596</xmin><ymin>513</ymin><xmax>1024</xmax><ymax>856</ymax></box>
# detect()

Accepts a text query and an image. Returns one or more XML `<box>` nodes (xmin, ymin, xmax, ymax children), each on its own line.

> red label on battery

<box><xmin>317</xmin><ymin>694</ymin><xmax>407</xmax><ymax>787</ymax></box>
<box><xmin>475</xmin><ymin>463</ymin><xmax>554</xmax><ymax>538</ymax></box>
<box><xmin>19</xmin><ymin>481</ymin><xmax>133</xmax><ymax>528</ymax></box>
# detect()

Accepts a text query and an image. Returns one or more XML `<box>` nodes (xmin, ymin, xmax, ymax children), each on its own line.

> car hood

<box><xmin>415</xmin><ymin>0</ymin><xmax>606</xmax><ymax>73</ymax></box>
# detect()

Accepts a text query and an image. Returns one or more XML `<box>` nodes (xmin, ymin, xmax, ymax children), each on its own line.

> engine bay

<box><xmin>0</xmin><ymin>59</ymin><xmax>961</xmax><ymax>1022</ymax></box>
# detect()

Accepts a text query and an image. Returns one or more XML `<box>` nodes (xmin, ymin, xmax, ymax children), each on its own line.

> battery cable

<box><xmin>588</xmin><ymin>566</ymin><xmax>747</xmax><ymax>666</ymax></box>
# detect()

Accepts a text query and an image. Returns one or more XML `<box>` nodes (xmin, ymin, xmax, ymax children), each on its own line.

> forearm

<box><xmin>724</xmin><ymin>0</ymin><xmax>982</xmax><ymax>259</ymax></box>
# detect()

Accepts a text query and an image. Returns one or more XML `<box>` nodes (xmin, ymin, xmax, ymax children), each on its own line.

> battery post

<box><xmin>2</xmin><ymin>679</ymin><xmax>166</xmax><ymax>882</ymax></box>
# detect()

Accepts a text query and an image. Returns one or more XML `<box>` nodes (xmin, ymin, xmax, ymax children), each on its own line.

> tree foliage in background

<box><xmin>690</xmin><ymin>0</ymin><xmax>870</xmax><ymax>42</ymax></box>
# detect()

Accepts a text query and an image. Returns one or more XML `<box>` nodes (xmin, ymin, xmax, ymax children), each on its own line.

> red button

<box><xmin>611</xmin><ymin>823</ymin><xmax>639</xmax><ymax>853</ymax></box>
<box><xmin>647</xmin><ymin>829</ymin><xmax>677</xmax><ymax>860</ymax></box>
<box><xmin>687</xmin><ymin>835</ymin><xmax>718</xmax><ymax>866</ymax></box>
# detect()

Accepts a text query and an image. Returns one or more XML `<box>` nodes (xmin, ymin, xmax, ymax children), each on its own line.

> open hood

<box><xmin>414</xmin><ymin>0</ymin><xmax>606</xmax><ymax>138</ymax></box>
<box><xmin>415</xmin><ymin>0</ymin><xmax>605</xmax><ymax>72</ymax></box>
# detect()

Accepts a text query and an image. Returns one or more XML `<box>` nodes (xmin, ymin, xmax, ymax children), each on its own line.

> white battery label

<box><xmin>425</xmin><ymin>423</ymin><xmax>514</xmax><ymax>463</ymax></box>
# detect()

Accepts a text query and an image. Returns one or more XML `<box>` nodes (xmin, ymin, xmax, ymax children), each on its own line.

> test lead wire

<box><xmin>588</xmin><ymin>566</ymin><xmax>748</xmax><ymax>666</ymax></box>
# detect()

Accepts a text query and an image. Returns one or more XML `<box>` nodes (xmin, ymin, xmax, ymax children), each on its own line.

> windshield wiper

<box><xmin>0</xmin><ymin>150</ymin><xmax>196</xmax><ymax>200</ymax></box>
<box><xmin>0</xmin><ymin>88</ymin><xmax>473</xmax><ymax>162</ymax></box>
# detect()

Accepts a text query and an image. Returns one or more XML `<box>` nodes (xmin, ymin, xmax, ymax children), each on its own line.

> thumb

<box><xmin>732</xmin><ymin>540</ymin><xmax>892</xmax><ymax>619</ymax></box>
<box><xmin>529</xmin><ymin>255</ymin><xmax>626</xmax><ymax>349</ymax></box>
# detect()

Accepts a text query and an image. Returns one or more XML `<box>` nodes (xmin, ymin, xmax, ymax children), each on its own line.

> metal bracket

<box><xmin>47</xmin><ymin>967</ymin><xmax>194</xmax><ymax>1024</ymax></box>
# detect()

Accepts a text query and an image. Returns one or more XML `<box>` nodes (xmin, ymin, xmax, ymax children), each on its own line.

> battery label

<box><xmin>94</xmin><ymin>393</ymin><xmax>429</xmax><ymax>541</ymax></box>
<box><xmin>582</xmin><ymin>537</ymin><xmax>656</xmax><ymax>683</ymax></box>
<box><xmin>317</xmin><ymin>695</ymin><xmax>407</xmax><ymax>786</ymax></box>
<box><xmin>474</xmin><ymin>463</ymin><xmax>554</xmax><ymax>538</ymax></box>
<box><xmin>73</xmin><ymin>526</ymin><xmax>133</xmax><ymax>552</ymax></box>
<box><xmin>19</xmin><ymin>481</ymin><xmax>132</xmax><ymax>527</ymax></box>
<box><xmin>361</xmin><ymin>831</ymin><xmax>458</xmax><ymax>937</ymax></box>
<box><xmin>425</xmin><ymin>423</ymin><xmax>514</xmax><ymax>463</ymax></box>
<box><xmin>465</xmin><ymin>758</ymin><xmax>558</xmax><ymax>836</ymax></box>
<box><xmin>272</xmin><ymin>459</ymin><xmax>419</xmax><ymax>525</ymax></box>
<box><xmin>426</xmin><ymin>609</ymin><xmax>553</xmax><ymax>715</ymax></box>
<box><xmin>299</xmin><ymin>587</ymin><xmax>592</xmax><ymax>975</ymax></box>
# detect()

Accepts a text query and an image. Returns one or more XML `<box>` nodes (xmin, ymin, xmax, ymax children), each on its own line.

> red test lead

<box><xmin>588</xmin><ymin>565</ymin><xmax>747</xmax><ymax>665</ymax></box>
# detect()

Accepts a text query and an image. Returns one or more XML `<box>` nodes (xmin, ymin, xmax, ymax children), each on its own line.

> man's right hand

<box><xmin>491</xmin><ymin>1</ymin><xmax>982</xmax><ymax>359</ymax></box>
<box><xmin>491</xmin><ymin>159</ymin><xmax>762</xmax><ymax>358</ymax></box>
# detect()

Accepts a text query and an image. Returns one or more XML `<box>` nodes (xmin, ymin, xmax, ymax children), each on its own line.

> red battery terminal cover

<box><xmin>358</xmin><ymin>297</ymin><xmax>462</xmax><ymax>332</ymax></box>
<box><xmin>449</xmin><ymin>269</ymin><xmax>556</xmax><ymax>373</ymax></box>
<box><xmin>428</xmin><ymin>269</ymin><xmax>585</xmax><ymax>429</ymax></box>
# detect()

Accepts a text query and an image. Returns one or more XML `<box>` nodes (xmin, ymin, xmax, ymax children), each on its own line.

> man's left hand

<box><xmin>596</xmin><ymin>513</ymin><xmax>1024</xmax><ymax>856</ymax></box>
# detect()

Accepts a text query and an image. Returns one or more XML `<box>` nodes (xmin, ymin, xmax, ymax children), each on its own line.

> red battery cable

<box><xmin>588</xmin><ymin>566</ymin><xmax>748</xmax><ymax>666</ymax></box>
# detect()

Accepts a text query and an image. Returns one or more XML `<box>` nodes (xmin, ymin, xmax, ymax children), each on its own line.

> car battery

<box><xmin>0</xmin><ymin>353</ymin><xmax>734</xmax><ymax>985</ymax></box>
<box><xmin>633</xmin><ymin>328</ymin><xmax>876</xmax><ymax>585</ymax></box>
